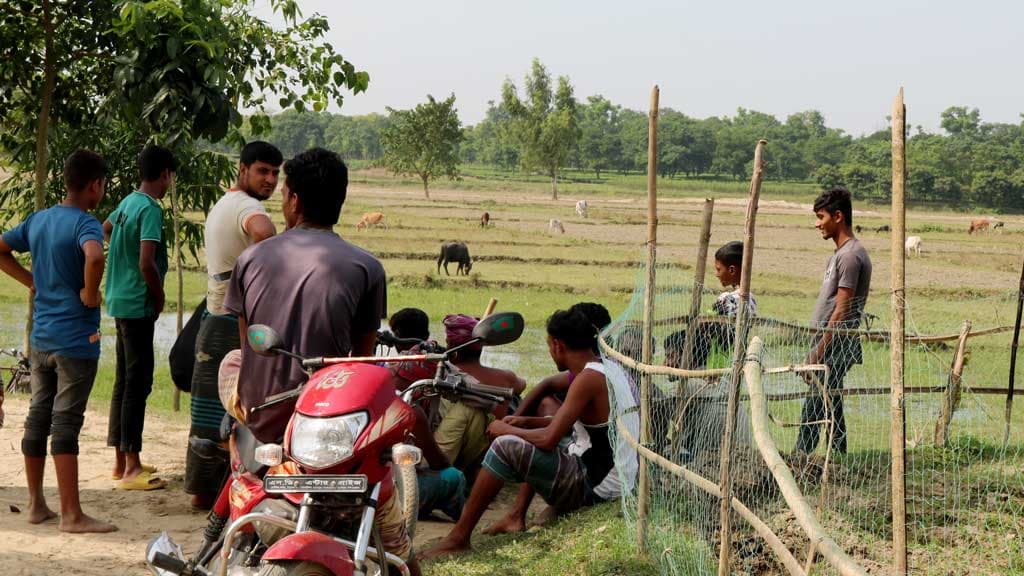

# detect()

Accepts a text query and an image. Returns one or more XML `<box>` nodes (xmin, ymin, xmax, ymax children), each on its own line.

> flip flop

<box><xmin>111</xmin><ymin>463</ymin><xmax>158</xmax><ymax>481</ymax></box>
<box><xmin>116</xmin><ymin>471</ymin><xmax>167</xmax><ymax>491</ymax></box>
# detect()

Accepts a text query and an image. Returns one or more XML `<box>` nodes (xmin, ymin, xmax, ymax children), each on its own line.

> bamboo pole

<box><xmin>934</xmin><ymin>320</ymin><xmax>971</xmax><ymax>446</ymax></box>
<box><xmin>636</xmin><ymin>84</ymin><xmax>659</xmax><ymax>552</ymax></box>
<box><xmin>679</xmin><ymin>198</ymin><xmax>715</xmax><ymax>375</ymax></box>
<box><xmin>172</xmin><ymin>178</ymin><xmax>183</xmax><ymax>412</ymax></box>
<box><xmin>744</xmin><ymin>337</ymin><xmax>870</xmax><ymax>576</ymax></box>
<box><xmin>1005</xmin><ymin>258</ymin><xmax>1024</xmax><ymax>446</ymax></box>
<box><xmin>890</xmin><ymin>86</ymin><xmax>908</xmax><ymax>576</ymax></box>
<box><xmin>482</xmin><ymin>298</ymin><xmax>498</xmax><ymax>318</ymax></box>
<box><xmin>717</xmin><ymin>139</ymin><xmax>767</xmax><ymax>576</ymax></box>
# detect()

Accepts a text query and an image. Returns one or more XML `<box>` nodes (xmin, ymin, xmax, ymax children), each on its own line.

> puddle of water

<box><xmin>99</xmin><ymin>312</ymin><xmax>194</xmax><ymax>357</ymax></box>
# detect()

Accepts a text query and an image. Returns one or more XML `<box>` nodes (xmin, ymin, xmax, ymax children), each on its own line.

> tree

<box><xmin>381</xmin><ymin>94</ymin><xmax>463</xmax><ymax>199</ymax></box>
<box><xmin>502</xmin><ymin>59</ymin><xmax>579</xmax><ymax>199</ymax></box>
<box><xmin>940</xmin><ymin>106</ymin><xmax>981</xmax><ymax>137</ymax></box>
<box><xmin>578</xmin><ymin>95</ymin><xmax>622</xmax><ymax>179</ymax></box>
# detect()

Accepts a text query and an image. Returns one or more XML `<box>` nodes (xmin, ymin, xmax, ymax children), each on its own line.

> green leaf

<box><xmin>166</xmin><ymin>36</ymin><xmax>179</xmax><ymax>59</ymax></box>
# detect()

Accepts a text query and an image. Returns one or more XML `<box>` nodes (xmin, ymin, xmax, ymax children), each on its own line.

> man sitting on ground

<box><xmin>421</xmin><ymin>308</ymin><xmax>617</xmax><ymax>558</ymax></box>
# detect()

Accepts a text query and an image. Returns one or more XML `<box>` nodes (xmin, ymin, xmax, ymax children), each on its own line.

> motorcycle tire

<box><xmin>395</xmin><ymin>462</ymin><xmax>418</xmax><ymax>539</ymax></box>
<box><xmin>257</xmin><ymin>560</ymin><xmax>332</xmax><ymax>576</ymax></box>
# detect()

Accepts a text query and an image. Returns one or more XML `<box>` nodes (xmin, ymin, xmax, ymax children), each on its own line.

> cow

<box><xmin>905</xmin><ymin>236</ymin><xmax>922</xmax><ymax>257</ymax></box>
<box><xmin>356</xmin><ymin>212</ymin><xmax>388</xmax><ymax>231</ymax></box>
<box><xmin>969</xmin><ymin>218</ymin><xmax>995</xmax><ymax>234</ymax></box>
<box><xmin>993</xmin><ymin>220</ymin><xmax>1005</xmax><ymax>231</ymax></box>
<box><xmin>548</xmin><ymin>219</ymin><xmax>565</xmax><ymax>234</ymax></box>
<box><xmin>480</xmin><ymin>212</ymin><xmax>490</xmax><ymax>228</ymax></box>
<box><xmin>437</xmin><ymin>242</ymin><xmax>472</xmax><ymax>276</ymax></box>
<box><xmin>575</xmin><ymin>200</ymin><xmax>589</xmax><ymax>218</ymax></box>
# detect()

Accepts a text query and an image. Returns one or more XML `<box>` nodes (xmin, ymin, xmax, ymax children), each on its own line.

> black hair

<box><xmin>547</xmin><ymin>309</ymin><xmax>597</xmax><ymax>352</ymax></box>
<box><xmin>714</xmin><ymin>241</ymin><xmax>744</xmax><ymax>268</ymax></box>
<box><xmin>63</xmin><ymin>150</ymin><xmax>107</xmax><ymax>193</ymax></box>
<box><xmin>663</xmin><ymin>330</ymin><xmax>688</xmax><ymax>354</ymax></box>
<box><xmin>616</xmin><ymin>323</ymin><xmax>655</xmax><ymax>360</ymax></box>
<box><xmin>284</xmin><ymin>147</ymin><xmax>348</xmax><ymax>226</ymax></box>
<box><xmin>813</xmin><ymin>186</ymin><xmax>853</xmax><ymax>227</ymax></box>
<box><xmin>568</xmin><ymin>302</ymin><xmax>610</xmax><ymax>353</ymax></box>
<box><xmin>139</xmin><ymin>145</ymin><xmax>177</xmax><ymax>182</ymax></box>
<box><xmin>390</xmin><ymin>308</ymin><xmax>429</xmax><ymax>341</ymax></box>
<box><xmin>240</xmin><ymin>141</ymin><xmax>283</xmax><ymax>167</ymax></box>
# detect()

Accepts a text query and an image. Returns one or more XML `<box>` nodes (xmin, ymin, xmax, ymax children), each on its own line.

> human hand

<box><xmin>80</xmin><ymin>287</ymin><xmax>100</xmax><ymax>308</ymax></box>
<box><xmin>501</xmin><ymin>415</ymin><xmax>525</xmax><ymax>427</ymax></box>
<box><xmin>487</xmin><ymin>419</ymin><xmax>511</xmax><ymax>441</ymax></box>
<box><xmin>154</xmin><ymin>292</ymin><xmax>165</xmax><ymax>316</ymax></box>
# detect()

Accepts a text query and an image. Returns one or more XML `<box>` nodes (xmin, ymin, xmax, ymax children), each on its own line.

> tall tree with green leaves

<box><xmin>579</xmin><ymin>95</ymin><xmax>622</xmax><ymax>179</ymax></box>
<box><xmin>502</xmin><ymin>59</ymin><xmax>579</xmax><ymax>199</ymax></box>
<box><xmin>381</xmin><ymin>94</ymin><xmax>463</xmax><ymax>199</ymax></box>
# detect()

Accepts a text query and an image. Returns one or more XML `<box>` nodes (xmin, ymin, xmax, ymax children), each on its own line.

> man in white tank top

<box><xmin>184</xmin><ymin>142</ymin><xmax>281</xmax><ymax>509</ymax></box>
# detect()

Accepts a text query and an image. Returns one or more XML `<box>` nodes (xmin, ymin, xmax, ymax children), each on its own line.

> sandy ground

<box><xmin>0</xmin><ymin>397</ymin><xmax>530</xmax><ymax>575</ymax></box>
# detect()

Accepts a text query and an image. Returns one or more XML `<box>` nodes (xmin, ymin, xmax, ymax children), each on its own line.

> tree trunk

<box><xmin>550</xmin><ymin>170</ymin><xmax>558</xmax><ymax>200</ymax></box>
<box><xmin>422</xmin><ymin>174</ymin><xmax>430</xmax><ymax>199</ymax></box>
<box><xmin>25</xmin><ymin>0</ymin><xmax>57</xmax><ymax>354</ymax></box>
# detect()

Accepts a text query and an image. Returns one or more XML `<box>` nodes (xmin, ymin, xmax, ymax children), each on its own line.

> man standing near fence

<box><xmin>184</xmin><ymin>141</ymin><xmax>281</xmax><ymax>509</ymax></box>
<box><xmin>796</xmin><ymin>186</ymin><xmax>872</xmax><ymax>455</ymax></box>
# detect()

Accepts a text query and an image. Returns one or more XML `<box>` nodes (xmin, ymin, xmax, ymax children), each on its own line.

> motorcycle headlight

<box><xmin>290</xmin><ymin>412</ymin><xmax>368</xmax><ymax>469</ymax></box>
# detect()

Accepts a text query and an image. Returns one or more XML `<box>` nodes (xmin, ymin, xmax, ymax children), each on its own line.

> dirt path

<box><xmin>0</xmin><ymin>397</ymin><xmax>530</xmax><ymax>575</ymax></box>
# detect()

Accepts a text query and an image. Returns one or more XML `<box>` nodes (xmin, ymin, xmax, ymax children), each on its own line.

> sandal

<box><xmin>116</xmin><ymin>470</ymin><xmax>168</xmax><ymax>491</ymax></box>
<box><xmin>112</xmin><ymin>463</ymin><xmax>158</xmax><ymax>481</ymax></box>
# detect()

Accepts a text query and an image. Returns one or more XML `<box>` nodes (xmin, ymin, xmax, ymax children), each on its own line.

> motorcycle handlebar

<box><xmin>400</xmin><ymin>377</ymin><xmax>513</xmax><ymax>405</ymax></box>
<box><xmin>464</xmin><ymin>380</ymin><xmax>515</xmax><ymax>401</ymax></box>
<box><xmin>151</xmin><ymin>551</ymin><xmax>209</xmax><ymax>576</ymax></box>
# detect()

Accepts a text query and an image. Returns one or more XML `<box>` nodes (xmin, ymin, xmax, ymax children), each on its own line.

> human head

<box><xmin>813</xmin><ymin>186</ymin><xmax>853</xmax><ymax>241</ymax></box>
<box><xmin>444</xmin><ymin>314</ymin><xmax>482</xmax><ymax>361</ymax></box>
<box><xmin>714</xmin><ymin>241</ymin><xmax>744</xmax><ymax>288</ymax></box>
<box><xmin>663</xmin><ymin>330</ymin><xmax>688</xmax><ymax>369</ymax></box>
<box><xmin>237</xmin><ymin>141</ymin><xmax>283</xmax><ymax>200</ymax></box>
<box><xmin>139</xmin><ymin>144</ymin><xmax>177</xmax><ymax>199</ymax></box>
<box><xmin>63</xmin><ymin>149</ymin><xmax>107</xmax><ymax>210</ymax></box>
<box><xmin>546</xmin><ymin>309</ymin><xmax>598</xmax><ymax>371</ymax></box>
<box><xmin>568</xmin><ymin>302</ymin><xmax>611</xmax><ymax>353</ymax></box>
<box><xmin>282</xmin><ymin>148</ymin><xmax>348</xmax><ymax>229</ymax></box>
<box><xmin>615</xmin><ymin>322</ymin><xmax>654</xmax><ymax>362</ymax></box>
<box><xmin>390</xmin><ymin>308</ymin><xmax>430</xmax><ymax>351</ymax></box>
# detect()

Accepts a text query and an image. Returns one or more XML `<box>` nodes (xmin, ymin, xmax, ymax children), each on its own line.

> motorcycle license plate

<box><xmin>263</xmin><ymin>474</ymin><xmax>368</xmax><ymax>494</ymax></box>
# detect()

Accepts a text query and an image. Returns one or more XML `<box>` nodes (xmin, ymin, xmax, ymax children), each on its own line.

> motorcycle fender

<box><xmin>263</xmin><ymin>532</ymin><xmax>354</xmax><ymax>576</ymax></box>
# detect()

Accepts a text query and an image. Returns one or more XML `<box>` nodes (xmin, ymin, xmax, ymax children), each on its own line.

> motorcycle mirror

<box><xmin>247</xmin><ymin>324</ymin><xmax>284</xmax><ymax>356</ymax></box>
<box><xmin>472</xmin><ymin>312</ymin><xmax>525</xmax><ymax>346</ymax></box>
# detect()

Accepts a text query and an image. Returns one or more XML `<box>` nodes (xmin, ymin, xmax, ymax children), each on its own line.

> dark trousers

<box><xmin>107</xmin><ymin>316</ymin><xmax>156</xmax><ymax>453</ymax></box>
<box><xmin>185</xmin><ymin>313</ymin><xmax>237</xmax><ymax>495</ymax></box>
<box><xmin>22</xmin><ymin>351</ymin><xmax>98</xmax><ymax>457</ymax></box>
<box><xmin>795</xmin><ymin>363</ymin><xmax>850</xmax><ymax>454</ymax></box>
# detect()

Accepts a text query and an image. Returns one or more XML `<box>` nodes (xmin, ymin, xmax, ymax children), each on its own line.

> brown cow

<box><xmin>356</xmin><ymin>212</ymin><xmax>388</xmax><ymax>231</ymax></box>
<box><xmin>480</xmin><ymin>212</ymin><xmax>490</xmax><ymax>228</ymax></box>
<box><xmin>969</xmin><ymin>218</ymin><xmax>991</xmax><ymax>235</ymax></box>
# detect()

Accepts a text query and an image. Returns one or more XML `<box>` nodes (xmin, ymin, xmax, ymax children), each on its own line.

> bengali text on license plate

<box><xmin>264</xmin><ymin>474</ymin><xmax>368</xmax><ymax>494</ymax></box>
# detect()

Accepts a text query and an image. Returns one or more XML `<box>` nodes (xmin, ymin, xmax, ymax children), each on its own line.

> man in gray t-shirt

<box><xmin>797</xmin><ymin>186</ymin><xmax>872</xmax><ymax>455</ymax></box>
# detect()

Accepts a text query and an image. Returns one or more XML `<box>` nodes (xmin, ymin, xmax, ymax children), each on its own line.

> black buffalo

<box><xmin>438</xmin><ymin>242</ymin><xmax>472</xmax><ymax>276</ymax></box>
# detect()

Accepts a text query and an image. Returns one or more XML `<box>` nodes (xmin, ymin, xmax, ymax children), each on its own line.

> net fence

<box><xmin>601</xmin><ymin>261</ymin><xmax>1024</xmax><ymax>576</ymax></box>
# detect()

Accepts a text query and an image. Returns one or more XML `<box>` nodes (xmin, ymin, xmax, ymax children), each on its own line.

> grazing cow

<box><xmin>575</xmin><ymin>200</ymin><xmax>589</xmax><ymax>218</ymax></box>
<box><xmin>854</xmin><ymin>225</ymin><xmax>863</xmax><ymax>234</ymax></box>
<box><xmin>356</xmin><ymin>212</ymin><xmax>388</xmax><ymax>231</ymax></box>
<box><xmin>969</xmin><ymin>218</ymin><xmax>992</xmax><ymax>234</ymax></box>
<box><xmin>993</xmin><ymin>220</ymin><xmax>1005</xmax><ymax>231</ymax></box>
<box><xmin>905</xmin><ymin>235</ymin><xmax>922</xmax><ymax>257</ymax></box>
<box><xmin>437</xmin><ymin>242</ymin><xmax>472</xmax><ymax>276</ymax></box>
<box><xmin>876</xmin><ymin>225</ymin><xmax>891</xmax><ymax>233</ymax></box>
<box><xmin>548</xmin><ymin>219</ymin><xmax>565</xmax><ymax>234</ymax></box>
<box><xmin>480</xmin><ymin>212</ymin><xmax>490</xmax><ymax>228</ymax></box>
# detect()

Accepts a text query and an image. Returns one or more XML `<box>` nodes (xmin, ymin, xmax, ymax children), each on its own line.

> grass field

<box><xmin>2</xmin><ymin>168</ymin><xmax>1023</xmax><ymax>574</ymax></box>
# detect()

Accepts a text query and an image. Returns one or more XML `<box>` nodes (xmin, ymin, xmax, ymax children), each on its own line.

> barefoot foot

<box><xmin>28</xmin><ymin>506</ymin><xmax>58</xmax><ymax>524</ymax></box>
<box><xmin>418</xmin><ymin>536</ymin><xmax>471</xmax><ymax>561</ymax></box>
<box><xmin>528</xmin><ymin>505</ymin><xmax>560</xmax><ymax>528</ymax></box>
<box><xmin>60</xmin><ymin>513</ymin><xmax>118</xmax><ymax>534</ymax></box>
<box><xmin>482</xmin><ymin>513</ymin><xmax>526</xmax><ymax>536</ymax></box>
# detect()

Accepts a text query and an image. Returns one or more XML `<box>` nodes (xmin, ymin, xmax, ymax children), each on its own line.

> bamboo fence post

<box><xmin>890</xmin><ymin>87</ymin><xmax>908</xmax><ymax>576</ymax></box>
<box><xmin>636</xmin><ymin>85</ymin><xmax>659</xmax><ymax>552</ymax></box>
<box><xmin>1005</xmin><ymin>258</ymin><xmax>1024</xmax><ymax>446</ymax></box>
<box><xmin>934</xmin><ymin>320</ymin><xmax>971</xmax><ymax>446</ymax></box>
<box><xmin>717</xmin><ymin>139</ymin><xmax>767</xmax><ymax>576</ymax></box>
<box><xmin>680</xmin><ymin>198</ymin><xmax>715</xmax><ymax>374</ymax></box>
<box><xmin>171</xmin><ymin>177</ymin><xmax>183</xmax><ymax>412</ymax></box>
<box><xmin>483</xmin><ymin>298</ymin><xmax>498</xmax><ymax>318</ymax></box>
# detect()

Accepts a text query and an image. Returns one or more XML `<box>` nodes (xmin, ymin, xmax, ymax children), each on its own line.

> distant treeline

<box><xmin>216</xmin><ymin>103</ymin><xmax>1024</xmax><ymax>210</ymax></box>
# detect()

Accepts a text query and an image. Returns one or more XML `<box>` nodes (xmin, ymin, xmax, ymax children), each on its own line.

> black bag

<box><xmin>169</xmin><ymin>298</ymin><xmax>207</xmax><ymax>393</ymax></box>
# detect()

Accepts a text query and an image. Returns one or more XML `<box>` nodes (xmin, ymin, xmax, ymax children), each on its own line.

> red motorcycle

<box><xmin>147</xmin><ymin>312</ymin><xmax>524</xmax><ymax>576</ymax></box>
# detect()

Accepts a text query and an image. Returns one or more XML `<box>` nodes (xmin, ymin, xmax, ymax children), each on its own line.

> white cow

<box><xmin>905</xmin><ymin>235</ymin><xmax>922</xmax><ymax>257</ymax></box>
<box><xmin>575</xmin><ymin>199</ymin><xmax>589</xmax><ymax>218</ymax></box>
<box><xmin>548</xmin><ymin>218</ymin><xmax>565</xmax><ymax>234</ymax></box>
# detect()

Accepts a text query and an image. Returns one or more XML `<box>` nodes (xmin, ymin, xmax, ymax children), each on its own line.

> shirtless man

<box><xmin>421</xmin><ymin>308</ymin><xmax>617</xmax><ymax>559</ymax></box>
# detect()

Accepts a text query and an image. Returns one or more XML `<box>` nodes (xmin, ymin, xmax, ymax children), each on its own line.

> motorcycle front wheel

<box><xmin>395</xmin><ymin>461</ymin><xmax>418</xmax><ymax>539</ymax></box>
<box><xmin>257</xmin><ymin>560</ymin><xmax>333</xmax><ymax>576</ymax></box>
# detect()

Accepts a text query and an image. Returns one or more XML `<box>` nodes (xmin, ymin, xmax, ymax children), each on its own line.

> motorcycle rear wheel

<box><xmin>257</xmin><ymin>560</ymin><xmax>333</xmax><ymax>576</ymax></box>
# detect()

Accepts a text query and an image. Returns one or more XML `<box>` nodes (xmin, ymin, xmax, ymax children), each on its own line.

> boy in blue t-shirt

<box><xmin>0</xmin><ymin>150</ymin><xmax>117</xmax><ymax>533</ymax></box>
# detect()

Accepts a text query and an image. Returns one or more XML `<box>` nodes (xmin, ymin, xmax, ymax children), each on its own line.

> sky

<box><xmin>257</xmin><ymin>0</ymin><xmax>1023</xmax><ymax>136</ymax></box>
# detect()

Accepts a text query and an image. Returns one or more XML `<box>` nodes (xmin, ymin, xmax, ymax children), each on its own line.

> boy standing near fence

<box><xmin>796</xmin><ymin>186</ymin><xmax>872</xmax><ymax>455</ymax></box>
<box><xmin>0</xmin><ymin>150</ymin><xmax>116</xmax><ymax>532</ymax></box>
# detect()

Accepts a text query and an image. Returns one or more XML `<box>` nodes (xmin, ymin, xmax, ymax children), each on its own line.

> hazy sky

<box><xmin>260</xmin><ymin>0</ymin><xmax>1022</xmax><ymax>136</ymax></box>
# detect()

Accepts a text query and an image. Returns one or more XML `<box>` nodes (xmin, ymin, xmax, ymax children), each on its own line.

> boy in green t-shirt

<box><xmin>102</xmin><ymin>144</ymin><xmax>175</xmax><ymax>490</ymax></box>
